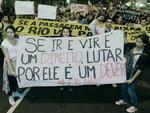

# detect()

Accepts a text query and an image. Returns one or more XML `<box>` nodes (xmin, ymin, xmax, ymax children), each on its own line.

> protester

<box><xmin>2</xmin><ymin>16</ymin><xmax>10</xmax><ymax>29</ymax></box>
<box><xmin>60</xmin><ymin>26</ymin><xmax>72</xmax><ymax>37</ymax></box>
<box><xmin>0</xmin><ymin>0</ymin><xmax>150</xmax><ymax>108</ymax></box>
<box><xmin>114</xmin><ymin>16</ymin><xmax>125</xmax><ymax>25</ymax></box>
<box><xmin>89</xmin><ymin>15</ymin><xmax>106</xmax><ymax>35</ymax></box>
<box><xmin>0</xmin><ymin>26</ymin><xmax>23</xmax><ymax>105</ymax></box>
<box><xmin>82</xmin><ymin>13</ymin><xmax>94</xmax><ymax>24</ymax></box>
<box><xmin>115</xmin><ymin>34</ymin><xmax>149</xmax><ymax>113</ymax></box>
<box><xmin>0</xmin><ymin>15</ymin><xmax>11</xmax><ymax>41</ymax></box>
<box><xmin>67</xmin><ymin>13</ymin><xmax>78</xmax><ymax>23</ymax></box>
<box><xmin>140</xmin><ymin>18</ymin><xmax>147</xmax><ymax>26</ymax></box>
<box><xmin>0</xmin><ymin>11</ymin><xmax>4</xmax><ymax>65</ymax></box>
<box><xmin>75</xmin><ymin>12</ymin><xmax>82</xmax><ymax>23</ymax></box>
<box><xmin>8</xmin><ymin>15</ymin><xmax>16</xmax><ymax>25</ymax></box>
<box><xmin>146</xmin><ymin>15</ymin><xmax>150</xmax><ymax>26</ymax></box>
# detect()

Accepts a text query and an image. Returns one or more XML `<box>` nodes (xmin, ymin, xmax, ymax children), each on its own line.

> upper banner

<box><xmin>16</xmin><ymin>31</ymin><xmax>126</xmax><ymax>88</ymax></box>
<box><xmin>13</xmin><ymin>19</ymin><xmax>150</xmax><ymax>43</ymax></box>
<box><xmin>114</xmin><ymin>9</ymin><xmax>141</xmax><ymax>23</ymax></box>
<box><xmin>14</xmin><ymin>18</ymin><xmax>92</xmax><ymax>37</ymax></box>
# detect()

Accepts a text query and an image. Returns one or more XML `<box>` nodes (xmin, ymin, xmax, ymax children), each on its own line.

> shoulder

<box><xmin>0</xmin><ymin>22</ymin><xmax>4</xmax><ymax>31</ymax></box>
<box><xmin>1</xmin><ymin>39</ymin><xmax>9</xmax><ymax>47</ymax></box>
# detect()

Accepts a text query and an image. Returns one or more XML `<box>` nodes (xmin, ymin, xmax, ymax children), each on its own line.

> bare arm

<box><xmin>0</xmin><ymin>46</ymin><xmax>15</xmax><ymax>75</ymax></box>
<box><xmin>126</xmin><ymin>69</ymin><xmax>142</xmax><ymax>84</ymax></box>
<box><xmin>89</xmin><ymin>19</ymin><xmax>98</xmax><ymax>36</ymax></box>
<box><xmin>131</xmin><ymin>69</ymin><xmax>141</xmax><ymax>81</ymax></box>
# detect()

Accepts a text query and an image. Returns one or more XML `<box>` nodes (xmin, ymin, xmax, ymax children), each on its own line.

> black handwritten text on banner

<box><xmin>16</xmin><ymin>31</ymin><xmax>126</xmax><ymax>88</ymax></box>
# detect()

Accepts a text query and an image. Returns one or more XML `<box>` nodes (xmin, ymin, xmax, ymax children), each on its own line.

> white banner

<box><xmin>16</xmin><ymin>30</ymin><xmax>126</xmax><ymax>88</ymax></box>
<box><xmin>70</xmin><ymin>4</ymin><xmax>90</xmax><ymax>15</ymax></box>
<box><xmin>38</xmin><ymin>4</ymin><xmax>57</xmax><ymax>20</ymax></box>
<box><xmin>15</xmin><ymin>1</ymin><xmax>34</xmax><ymax>15</ymax></box>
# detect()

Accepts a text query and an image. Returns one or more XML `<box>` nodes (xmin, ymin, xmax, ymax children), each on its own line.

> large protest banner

<box><xmin>13</xmin><ymin>19</ymin><xmax>150</xmax><ymax>43</ymax></box>
<box><xmin>13</xmin><ymin>18</ymin><xmax>92</xmax><ymax>37</ymax></box>
<box><xmin>16</xmin><ymin>30</ymin><xmax>126</xmax><ymax>88</ymax></box>
<box><xmin>112</xmin><ymin>25</ymin><xmax>150</xmax><ymax>43</ymax></box>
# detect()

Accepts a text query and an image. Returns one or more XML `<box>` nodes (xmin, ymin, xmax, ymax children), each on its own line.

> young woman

<box><xmin>60</xmin><ymin>26</ymin><xmax>72</xmax><ymax>37</ymax></box>
<box><xmin>115</xmin><ymin>34</ymin><xmax>149</xmax><ymax>113</ymax></box>
<box><xmin>1</xmin><ymin>26</ymin><xmax>23</xmax><ymax>105</ymax></box>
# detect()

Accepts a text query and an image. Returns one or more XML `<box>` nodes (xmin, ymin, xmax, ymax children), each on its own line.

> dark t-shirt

<box><xmin>125</xmin><ymin>43</ymin><xmax>149</xmax><ymax>78</ymax></box>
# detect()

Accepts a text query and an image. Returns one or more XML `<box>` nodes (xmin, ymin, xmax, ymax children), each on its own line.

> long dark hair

<box><xmin>60</xmin><ymin>27</ymin><xmax>72</xmax><ymax>37</ymax></box>
<box><xmin>138</xmin><ymin>34</ymin><xmax>150</xmax><ymax>56</ymax></box>
<box><xmin>5</xmin><ymin>25</ymin><xmax>18</xmax><ymax>38</ymax></box>
<box><xmin>138</xmin><ymin>34</ymin><xmax>149</xmax><ymax>45</ymax></box>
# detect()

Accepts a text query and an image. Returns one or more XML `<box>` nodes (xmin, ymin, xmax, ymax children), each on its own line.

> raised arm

<box><xmin>89</xmin><ymin>19</ymin><xmax>98</xmax><ymax>36</ymax></box>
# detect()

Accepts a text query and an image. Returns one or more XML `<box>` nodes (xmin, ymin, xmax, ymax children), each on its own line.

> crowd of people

<box><xmin>0</xmin><ymin>1</ymin><xmax>150</xmax><ymax>113</ymax></box>
<box><xmin>0</xmin><ymin>1</ymin><xmax>150</xmax><ymax>26</ymax></box>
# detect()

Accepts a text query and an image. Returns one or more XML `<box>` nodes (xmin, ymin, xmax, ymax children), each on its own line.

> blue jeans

<box><xmin>121</xmin><ymin>81</ymin><xmax>138</xmax><ymax>107</ymax></box>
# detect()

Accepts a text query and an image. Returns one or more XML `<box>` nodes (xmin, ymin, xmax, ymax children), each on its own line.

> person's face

<box><xmin>99</xmin><ymin>16</ymin><xmax>105</xmax><ymax>21</ymax></box>
<box><xmin>6</xmin><ymin>28</ymin><xmax>15</xmax><ymax>39</ymax></box>
<box><xmin>87</xmin><ymin>14</ymin><xmax>93</xmax><ymax>21</ymax></box>
<box><xmin>9</xmin><ymin>16</ymin><xmax>15</xmax><ymax>24</ymax></box>
<box><xmin>76</xmin><ymin>13</ymin><xmax>80</xmax><ymax>19</ymax></box>
<box><xmin>70</xmin><ymin>14</ymin><xmax>75</xmax><ymax>20</ymax></box>
<box><xmin>141</xmin><ymin>19</ymin><xmax>146</xmax><ymax>26</ymax></box>
<box><xmin>147</xmin><ymin>16</ymin><xmax>150</xmax><ymax>21</ymax></box>
<box><xmin>62</xmin><ymin>28</ymin><xmax>70</xmax><ymax>37</ymax></box>
<box><xmin>117</xmin><ymin>16</ymin><xmax>123</xmax><ymax>23</ymax></box>
<box><xmin>62</xmin><ymin>17</ymin><xmax>67</xmax><ymax>22</ymax></box>
<box><xmin>136</xmin><ymin>38</ymin><xmax>144</xmax><ymax>48</ymax></box>
<box><xmin>105</xmin><ymin>19</ymin><xmax>112</xmax><ymax>28</ymax></box>
<box><xmin>3</xmin><ymin>16</ymin><xmax>9</xmax><ymax>23</ymax></box>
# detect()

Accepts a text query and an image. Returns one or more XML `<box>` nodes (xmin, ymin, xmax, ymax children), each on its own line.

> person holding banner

<box><xmin>115</xmin><ymin>34</ymin><xmax>149</xmax><ymax>113</ymax></box>
<box><xmin>0</xmin><ymin>26</ymin><xmax>23</xmax><ymax>105</ymax></box>
<box><xmin>89</xmin><ymin>16</ymin><xmax>117</xmax><ymax>88</ymax></box>
<box><xmin>0</xmin><ymin>12</ymin><xmax>4</xmax><ymax>66</ymax></box>
<box><xmin>114</xmin><ymin>16</ymin><xmax>125</xmax><ymax>25</ymax></box>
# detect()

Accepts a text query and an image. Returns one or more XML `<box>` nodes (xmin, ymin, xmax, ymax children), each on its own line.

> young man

<box><xmin>89</xmin><ymin>15</ymin><xmax>112</xmax><ymax>35</ymax></box>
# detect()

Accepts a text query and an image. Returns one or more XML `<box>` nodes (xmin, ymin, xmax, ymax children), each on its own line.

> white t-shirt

<box><xmin>89</xmin><ymin>20</ymin><xmax>105</xmax><ymax>35</ymax></box>
<box><xmin>132</xmin><ymin>49</ymin><xmax>143</xmax><ymax>68</ymax></box>
<box><xmin>1</xmin><ymin>38</ymin><xmax>19</xmax><ymax>60</ymax></box>
<box><xmin>89</xmin><ymin>19</ymin><xmax>114</xmax><ymax>35</ymax></box>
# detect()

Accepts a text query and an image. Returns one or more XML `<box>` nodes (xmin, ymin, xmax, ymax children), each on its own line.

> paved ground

<box><xmin>0</xmin><ymin>60</ymin><xmax>150</xmax><ymax>113</ymax></box>
<box><xmin>1</xmin><ymin>86</ymin><xmax>150</xmax><ymax>113</ymax></box>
